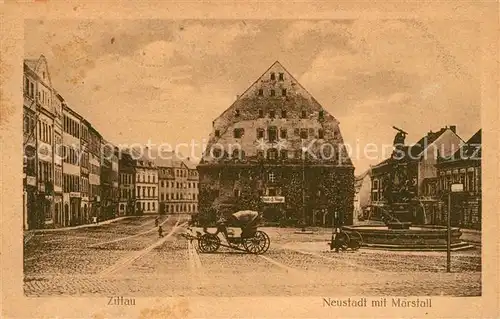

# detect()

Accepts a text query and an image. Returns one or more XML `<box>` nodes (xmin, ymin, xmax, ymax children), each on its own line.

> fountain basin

<box><xmin>342</xmin><ymin>225</ymin><xmax>474</xmax><ymax>251</ymax></box>
<box><xmin>386</xmin><ymin>222</ymin><xmax>412</xmax><ymax>230</ymax></box>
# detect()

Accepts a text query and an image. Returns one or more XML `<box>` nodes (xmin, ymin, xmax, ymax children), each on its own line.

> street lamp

<box><xmin>301</xmin><ymin>146</ymin><xmax>307</xmax><ymax>231</ymax></box>
<box><xmin>447</xmin><ymin>183</ymin><xmax>463</xmax><ymax>272</ymax></box>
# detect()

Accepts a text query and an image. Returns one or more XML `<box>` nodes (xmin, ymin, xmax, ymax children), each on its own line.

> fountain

<box><xmin>344</xmin><ymin>126</ymin><xmax>474</xmax><ymax>251</ymax></box>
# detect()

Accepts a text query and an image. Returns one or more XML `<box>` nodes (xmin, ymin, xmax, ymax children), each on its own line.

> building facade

<box><xmin>370</xmin><ymin>126</ymin><xmax>463</xmax><ymax>224</ymax></box>
<box><xmin>132</xmin><ymin>149</ymin><xmax>158</xmax><ymax>214</ymax></box>
<box><xmin>353</xmin><ymin>169</ymin><xmax>371</xmax><ymax>222</ymax></box>
<box><xmin>80</xmin><ymin>119</ymin><xmax>91</xmax><ymax>223</ymax></box>
<box><xmin>24</xmin><ymin>56</ymin><xmax>58</xmax><ymax>229</ymax></box>
<box><xmin>118</xmin><ymin>151</ymin><xmax>136</xmax><ymax>216</ymax></box>
<box><xmin>111</xmin><ymin>146</ymin><xmax>120</xmax><ymax>216</ymax></box>
<box><xmin>88</xmin><ymin>127</ymin><xmax>102</xmax><ymax>220</ymax></box>
<box><xmin>100</xmin><ymin>140</ymin><xmax>114</xmax><ymax>220</ymax></box>
<box><xmin>435</xmin><ymin>130</ymin><xmax>481</xmax><ymax>229</ymax></box>
<box><xmin>186</xmin><ymin>161</ymin><xmax>199</xmax><ymax>214</ymax></box>
<box><xmin>62</xmin><ymin>103</ymin><xmax>82</xmax><ymax>226</ymax></box>
<box><xmin>23</xmin><ymin>59</ymin><xmax>40</xmax><ymax>230</ymax></box>
<box><xmin>197</xmin><ymin>61</ymin><xmax>354</xmax><ymax>226</ymax></box>
<box><xmin>23</xmin><ymin>55</ymin><xmax>123</xmax><ymax>229</ymax></box>
<box><xmin>157</xmin><ymin>155</ymin><xmax>199</xmax><ymax>215</ymax></box>
<box><xmin>52</xmin><ymin>92</ymin><xmax>64</xmax><ymax>226</ymax></box>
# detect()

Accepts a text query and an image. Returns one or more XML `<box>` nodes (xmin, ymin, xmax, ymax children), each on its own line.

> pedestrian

<box><xmin>158</xmin><ymin>225</ymin><xmax>163</xmax><ymax>238</ymax></box>
<box><xmin>92</xmin><ymin>216</ymin><xmax>98</xmax><ymax>225</ymax></box>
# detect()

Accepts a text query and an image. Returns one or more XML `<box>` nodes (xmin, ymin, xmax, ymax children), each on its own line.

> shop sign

<box><xmin>261</xmin><ymin>196</ymin><xmax>285</xmax><ymax>203</ymax></box>
<box><xmin>69</xmin><ymin>192</ymin><xmax>81</xmax><ymax>198</ymax></box>
<box><xmin>26</xmin><ymin>176</ymin><xmax>36</xmax><ymax>186</ymax></box>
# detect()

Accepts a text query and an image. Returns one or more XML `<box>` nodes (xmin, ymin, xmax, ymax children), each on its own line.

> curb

<box><xmin>32</xmin><ymin>216</ymin><xmax>135</xmax><ymax>233</ymax></box>
<box><xmin>23</xmin><ymin>231</ymin><xmax>35</xmax><ymax>244</ymax></box>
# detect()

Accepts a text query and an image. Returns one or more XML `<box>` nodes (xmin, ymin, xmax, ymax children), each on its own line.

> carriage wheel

<box><xmin>350</xmin><ymin>239</ymin><xmax>360</xmax><ymax>251</ymax></box>
<box><xmin>243</xmin><ymin>231</ymin><xmax>270</xmax><ymax>254</ymax></box>
<box><xmin>198</xmin><ymin>234</ymin><xmax>220</xmax><ymax>253</ymax></box>
<box><xmin>336</xmin><ymin>232</ymin><xmax>349</xmax><ymax>251</ymax></box>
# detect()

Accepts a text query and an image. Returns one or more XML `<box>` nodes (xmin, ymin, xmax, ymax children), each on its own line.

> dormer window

<box><xmin>318</xmin><ymin>129</ymin><xmax>324</xmax><ymax>139</ymax></box>
<box><xmin>233</xmin><ymin>128</ymin><xmax>244</xmax><ymax>138</ymax></box>
<box><xmin>270</xmin><ymin>89</ymin><xmax>275</xmax><ymax>97</ymax></box>
<box><xmin>212</xmin><ymin>148</ymin><xmax>222</xmax><ymax>158</ymax></box>
<box><xmin>258</xmin><ymin>89</ymin><xmax>263</xmax><ymax>96</ymax></box>
<box><xmin>215</xmin><ymin>130</ymin><xmax>220</xmax><ymax>137</ymax></box>
<box><xmin>270</xmin><ymin>72</ymin><xmax>276</xmax><ymax>81</ymax></box>
<box><xmin>279</xmin><ymin>73</ymin><xmax>284</xmax><ymax>81</ymax></box>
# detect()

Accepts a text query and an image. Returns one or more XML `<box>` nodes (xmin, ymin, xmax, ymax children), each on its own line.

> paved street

<box><xmin>24</xmin><ymin>216</ymin><xmax>481</xmax><ymax>297</ymax></box>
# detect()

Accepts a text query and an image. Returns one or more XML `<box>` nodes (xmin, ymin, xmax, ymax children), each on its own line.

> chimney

<box><xmin>449</xmin><ymin>125</ymin><xmax>456</xmax><ymax>134</ymax></box>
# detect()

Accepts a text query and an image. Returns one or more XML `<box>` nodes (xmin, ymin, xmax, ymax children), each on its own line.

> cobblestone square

<box><xmin>24</xmin><ymin>216</ymin><xmax>481</xmax><ymax>297</ymax></box>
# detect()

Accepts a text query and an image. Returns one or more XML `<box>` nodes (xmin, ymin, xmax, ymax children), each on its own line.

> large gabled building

<box><xmin>197</xmin><ymin>61</ymin><xmax>354</xmax><ymax>226</ymax></box>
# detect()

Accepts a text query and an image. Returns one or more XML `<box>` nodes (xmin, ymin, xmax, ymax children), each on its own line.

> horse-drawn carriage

<box><xmin>182</xmin><ymin>210</ymin><xmax>271</xmax><ymax>254</ymax></box>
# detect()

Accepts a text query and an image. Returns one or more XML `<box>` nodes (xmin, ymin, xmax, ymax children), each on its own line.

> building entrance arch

<box><xmin>263</xmin><ymin>206</ymin><xmax>281</xmax><ymax>222</ymax></box>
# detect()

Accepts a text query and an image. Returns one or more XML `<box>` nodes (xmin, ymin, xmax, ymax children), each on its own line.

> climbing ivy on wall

<box><xmin>198</xmin><ymin>164</ymin><xmax>355</xmax><ymax>226</ymax></box>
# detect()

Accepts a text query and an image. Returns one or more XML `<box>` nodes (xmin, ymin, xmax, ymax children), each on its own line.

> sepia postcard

<box><xmin>1</xmin><ymin>1</ymin><xmax>499</xmax><ymax>318</ymax></box>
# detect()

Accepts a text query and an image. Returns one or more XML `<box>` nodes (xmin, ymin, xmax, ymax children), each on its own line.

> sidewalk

<box><xmin>31</xmin><ymin>216</ymin><xmax>134</xmax><ymax>234</ymax></box>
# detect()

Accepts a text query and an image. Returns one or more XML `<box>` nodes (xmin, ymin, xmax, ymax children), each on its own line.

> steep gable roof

<box><xmin>200</xmin><ymin>61</ymin><xmax>349</xmax><ymax>165</ymax></box>
<box><xmin>441</xmin><ymin>129</ymin><xmax>481</xmax><ymax>162</ymax></box>
<box><xmin>148</xmin><ymin>148</ymin><xmax>198</xmax><ymax>170</ymax></box>
<box><xmin>24</xmin><ymin>59</ymin><xmax>38</xmax><ymax>71</ymax></box>
<box><xmin>23</xmin><ymin>55</ymin><xmax>53</xmax><ymax>88</ymax></box>
<box><xmin>355</xmin><ymin>168</ymin><xmax>371</xmax><ymax>181</ymax></box>
<box><xmin>213</xmin><ymin>60</ymin><xmax>339</xmax><ymax>126</ymax></box>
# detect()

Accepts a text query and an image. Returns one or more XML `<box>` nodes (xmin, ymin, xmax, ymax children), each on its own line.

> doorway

<box><xmin>263</xmin><ymin>206</ymin><xmax>281</xmax><ymax>223</ymax></box>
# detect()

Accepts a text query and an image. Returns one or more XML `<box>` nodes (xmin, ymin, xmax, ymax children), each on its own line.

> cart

<box><xmin>328</xmin><ymin>229</ymin><xmax>363</xmax><ymax>251</ymax></box>
<box><xmin>182</xmin><ymin>224</ymin><xmax>270</xmax><ymax>254</ymax></box>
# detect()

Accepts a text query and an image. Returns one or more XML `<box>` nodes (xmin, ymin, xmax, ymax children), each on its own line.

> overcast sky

<box><xmin>25</xmin><ymin>19</ymin><xmax>481</xmax><ymax>173</ymax></box>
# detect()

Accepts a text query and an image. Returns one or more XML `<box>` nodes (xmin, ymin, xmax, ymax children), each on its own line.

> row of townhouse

<box><xmin>116</xmin><ymin>149</ymin><xmax>199</xmax><ymax>216</ymax></box>
<box><xmin>23</xmin><ymin>55</ymin><xmax>200</xmax><ymax>229</ymax></box>
<box><xmin>22</xmin><ymin>55</ymin><xmax>120</xmax><ymax>230</ymax></box>
<box><xmin>368</xmin><ymin>125</ymin><xmax>482</xmax><ymax>229</ymax></box>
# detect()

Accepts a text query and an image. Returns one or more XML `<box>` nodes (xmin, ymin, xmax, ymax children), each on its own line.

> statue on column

<box><xmin>391</xmin><ymin>126</ymin><xmax>408</xmax><ymax>161</ymax></box>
